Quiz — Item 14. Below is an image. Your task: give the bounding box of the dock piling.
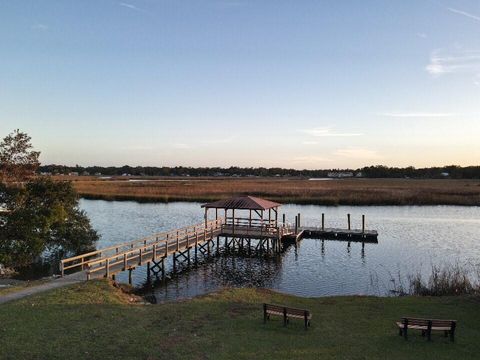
[347,214,351,230]
[362,215,365,233]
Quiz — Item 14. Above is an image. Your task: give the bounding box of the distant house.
[328,171,354,178]
[69,172,79,176]
[441,172,450,177]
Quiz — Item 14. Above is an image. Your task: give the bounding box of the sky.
[0,0,479,169]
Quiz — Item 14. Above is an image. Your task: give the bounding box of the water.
[80,199,480,301]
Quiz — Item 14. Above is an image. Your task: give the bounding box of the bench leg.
[427,330,431,341]
[398,328,403,337]
[450,329,455,342]
[444,331,449,338]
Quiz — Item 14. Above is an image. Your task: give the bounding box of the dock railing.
[60,217,224,276]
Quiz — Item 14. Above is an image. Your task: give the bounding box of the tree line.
[39,164,480,179]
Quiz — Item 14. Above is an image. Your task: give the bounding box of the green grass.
[1,280,479,360]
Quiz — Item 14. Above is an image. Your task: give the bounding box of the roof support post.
[204,207,208,228]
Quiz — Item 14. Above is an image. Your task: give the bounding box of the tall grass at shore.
[390,264,480,296]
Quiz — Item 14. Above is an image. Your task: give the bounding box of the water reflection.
[80,200,480,300]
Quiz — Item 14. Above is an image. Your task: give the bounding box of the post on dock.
[347,214,351,230]
[362,215,365,233]
[128,269,132,285]
[282,213,286,225]
[322,213,325,231]
[147,262,151,283]
[297,213,301,227]
[294,215,298,234]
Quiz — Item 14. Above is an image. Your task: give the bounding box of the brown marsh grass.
[57,176,480,205]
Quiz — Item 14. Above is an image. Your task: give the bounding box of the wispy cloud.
[32,23,48,31]
[425,49,480,85]
[201,137,234,145]
[302,141,318,145]
[291,156,333,164]
[417,32,427,39]
[447,7,480,23]
[334,148,382,160]
[380,112,455,118]
[172,143,191,150]
[119,2,145,12]
[299,127,363,137]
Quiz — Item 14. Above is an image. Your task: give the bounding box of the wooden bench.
[263,303,311,329]
[396,317,457,342]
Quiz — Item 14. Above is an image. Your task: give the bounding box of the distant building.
[441,172,450,177]
[327,171,354,178]
[69,172,79,176]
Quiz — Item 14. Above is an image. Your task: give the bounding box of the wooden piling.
[322,213,325,230]
[128,269,132,284]
[347,214,351,230]
[362,215,365,233]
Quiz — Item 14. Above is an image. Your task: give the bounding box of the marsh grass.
[63,177,480,205]
[408,264,479,296]
[389,264,480,297]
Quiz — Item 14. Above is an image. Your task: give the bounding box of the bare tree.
[0,129,40,183]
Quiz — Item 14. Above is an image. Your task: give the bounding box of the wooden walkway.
[61,218,224,280]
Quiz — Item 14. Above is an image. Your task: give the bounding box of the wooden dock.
[60,202,378,283]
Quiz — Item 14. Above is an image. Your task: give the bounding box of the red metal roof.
[201,196,281,210]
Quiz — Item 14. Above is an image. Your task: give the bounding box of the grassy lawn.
[0,280,479,359]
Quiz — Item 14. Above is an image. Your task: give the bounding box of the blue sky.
[1,0,479,169]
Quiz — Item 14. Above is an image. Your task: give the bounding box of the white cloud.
[302,141,318,145]
[380,112,455,118]
[299,127,363,137]
[119,2,144,12]
[417,32,427,39]
[334,148,382,160]
[172,143,191,149]
[32,23,48,31]
[426,50,480,80]
[291,156,333,164]
[447,7,480,23]
[201,137,234,145]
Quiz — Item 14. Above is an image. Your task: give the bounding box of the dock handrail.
[60,217,224,276]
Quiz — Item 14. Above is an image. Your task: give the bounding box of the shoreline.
[79,193,480,206]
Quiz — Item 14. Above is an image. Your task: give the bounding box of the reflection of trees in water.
[149,249,284,299]
[213,253,282,288]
